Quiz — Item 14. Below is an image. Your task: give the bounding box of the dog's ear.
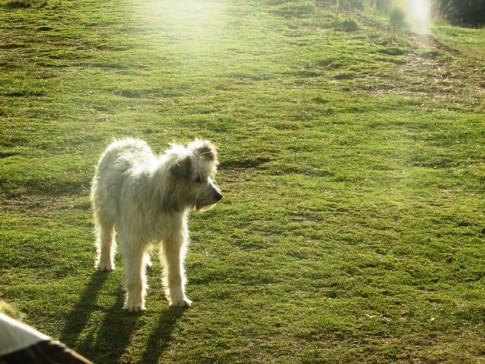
[189,139,218,162]
[169,155,192,180]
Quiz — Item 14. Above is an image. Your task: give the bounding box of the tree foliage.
[434,0,485,27]
[335,0,485,28]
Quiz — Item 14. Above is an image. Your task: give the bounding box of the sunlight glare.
[407,0,431,34]
[145,0,223,40]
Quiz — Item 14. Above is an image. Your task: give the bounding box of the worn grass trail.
[1,0,484,363]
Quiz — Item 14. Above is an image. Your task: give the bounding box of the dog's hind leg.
[161,233,192,308]
[122,242,147,312]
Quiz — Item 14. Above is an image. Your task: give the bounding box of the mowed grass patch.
[1,0,484,363]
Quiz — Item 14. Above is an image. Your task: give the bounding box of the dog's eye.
[195,176,202,183]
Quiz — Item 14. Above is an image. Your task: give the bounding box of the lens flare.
[407,0,431,34]
[143,0,223,38]
[133,0,226,58]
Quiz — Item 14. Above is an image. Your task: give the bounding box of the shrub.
[2,0,32,8]
[375,0,391,11]
[1,0,46,8]
[389,7,406,29]
[334,17,360,32]
[339,0,364,10]
[274,1,314,18]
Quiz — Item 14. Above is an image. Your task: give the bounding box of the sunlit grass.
[360,0,484,61]
[0,0,484,363]
[431,25,485,61]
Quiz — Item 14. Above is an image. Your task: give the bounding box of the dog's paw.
[169,297,192,308]
[123,301,146,313]
[96,259,114,272]
[96,262,114,272]
[123,291,145,312]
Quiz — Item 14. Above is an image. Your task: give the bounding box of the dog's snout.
[215,191,222,201]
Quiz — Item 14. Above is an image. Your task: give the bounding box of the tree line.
[431,0,484,27]
[335,0,485,27]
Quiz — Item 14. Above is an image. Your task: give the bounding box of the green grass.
[1,0,484,363]
[360,5,485,64]
[431,24,485,61]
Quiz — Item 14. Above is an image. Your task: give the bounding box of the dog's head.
[167,139,222,211]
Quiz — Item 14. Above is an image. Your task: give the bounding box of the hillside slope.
[1,0,484,363]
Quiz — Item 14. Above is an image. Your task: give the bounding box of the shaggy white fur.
[91,138,221,312]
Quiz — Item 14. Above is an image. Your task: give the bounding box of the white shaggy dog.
[91,138,222,312]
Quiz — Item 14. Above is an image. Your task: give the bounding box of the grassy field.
[0,0,484,363]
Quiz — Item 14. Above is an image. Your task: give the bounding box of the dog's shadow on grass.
[60,271,186,363]
[140,306,186,364]
[60,271,140,363]
[59,271,109,347]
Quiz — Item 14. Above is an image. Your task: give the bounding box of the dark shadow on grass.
[59,271,108,347]
[59,271,186,363]
[140,307,186,364]
[59,271,141,363]
[85,288,142,363]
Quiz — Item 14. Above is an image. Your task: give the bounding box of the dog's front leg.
[95,226,116,272]
[161,236,192,308]
[122,244,147,312]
